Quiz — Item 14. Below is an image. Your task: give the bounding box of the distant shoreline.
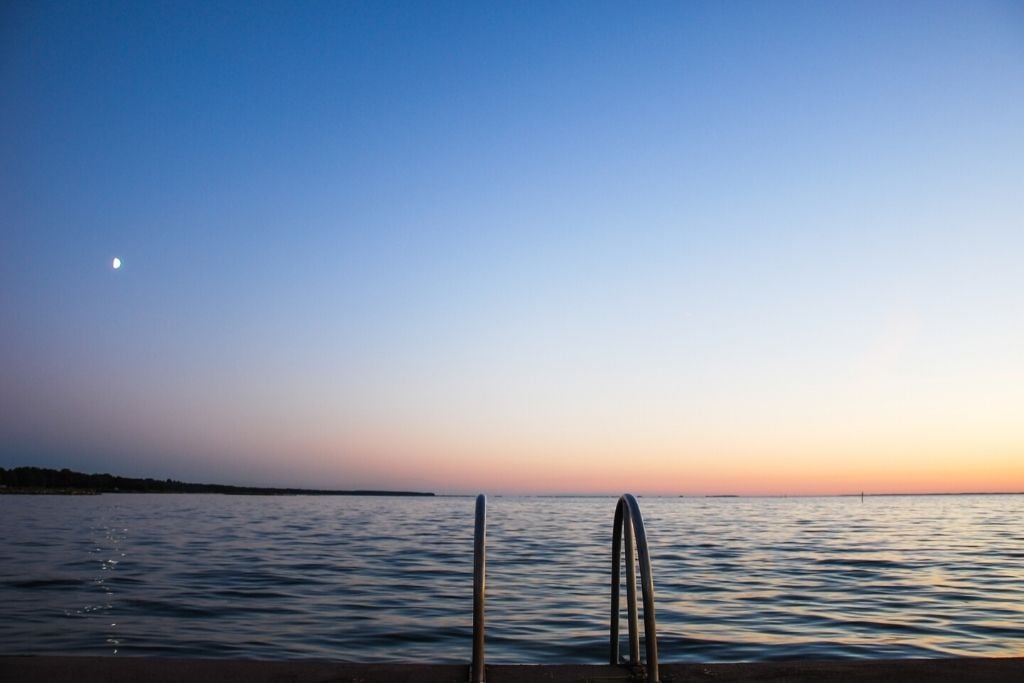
[1,466,1020,498]
[0,466,434,497]
[696,491,1024,498]
[837,491,1024,497]
[0,488,435,496]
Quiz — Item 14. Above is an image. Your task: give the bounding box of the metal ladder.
[610,493,660,682]
[471,494,486,682]
[470,492,659,683]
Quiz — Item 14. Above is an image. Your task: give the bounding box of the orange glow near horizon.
[282,419,1024,496]
[20,374,1021,496]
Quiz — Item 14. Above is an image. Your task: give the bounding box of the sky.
[2,1,1023,495]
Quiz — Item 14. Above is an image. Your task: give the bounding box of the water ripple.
[1,493,1022,662]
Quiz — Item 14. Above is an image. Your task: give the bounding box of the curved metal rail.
[610,493,659,682]
[471,494,487,682]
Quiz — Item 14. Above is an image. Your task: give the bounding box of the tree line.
[0,466,433,496]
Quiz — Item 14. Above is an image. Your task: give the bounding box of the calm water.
[1,493,1021,662]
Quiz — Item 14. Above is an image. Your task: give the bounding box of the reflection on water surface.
[1,494,1022,662]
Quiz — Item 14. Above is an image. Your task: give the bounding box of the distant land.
[0,466,434,497]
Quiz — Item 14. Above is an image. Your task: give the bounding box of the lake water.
[1,493,1022,662]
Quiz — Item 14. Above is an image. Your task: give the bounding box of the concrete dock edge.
[3,656,1024,682]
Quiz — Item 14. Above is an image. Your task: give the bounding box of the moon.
[112,257,122,270]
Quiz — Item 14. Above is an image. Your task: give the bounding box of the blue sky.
[2,1,1022,493]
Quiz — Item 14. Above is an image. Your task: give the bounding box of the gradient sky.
[2,1,1023,495]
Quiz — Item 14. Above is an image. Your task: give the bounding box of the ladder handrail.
[471,494,487,682]
[610,493,659,683]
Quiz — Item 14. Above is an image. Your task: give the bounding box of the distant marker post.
[112,257,122,270]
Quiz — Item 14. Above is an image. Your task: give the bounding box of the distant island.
[0,466,434,497]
